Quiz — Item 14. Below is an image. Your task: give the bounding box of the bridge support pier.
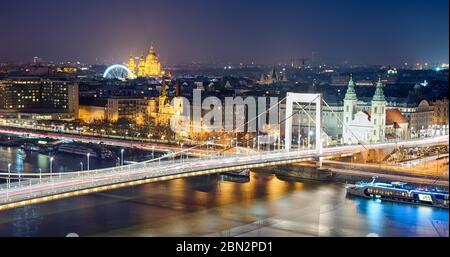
[315,157,323,168]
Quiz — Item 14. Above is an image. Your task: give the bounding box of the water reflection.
[352,196,449,236]
[364,199,384,235]
[11,206,43,237]
[0,146,448,237]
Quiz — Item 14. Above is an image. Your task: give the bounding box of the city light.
[0,0,447,242]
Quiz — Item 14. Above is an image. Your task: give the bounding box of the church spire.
[271,67,277,79]
[372,77,386,102]
[344,74,357,101]
[137,50,145,77]
[128,51,136,74]
[161,79,167,97]
[149,42,155,55]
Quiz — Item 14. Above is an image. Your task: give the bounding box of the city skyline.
[0,0,448,241]
[0,0,448,66]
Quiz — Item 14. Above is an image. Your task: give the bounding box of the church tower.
[127,53,136,75]
[173,80,183,117]
[138,52,146,77]
[157,79,172,125]
[370,77,387,142]
[270,67,278,83]
[161,79,167,98]
[342,75,358,144]
[159,79,168,110]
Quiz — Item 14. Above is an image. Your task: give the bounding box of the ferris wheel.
[103,64,135,81]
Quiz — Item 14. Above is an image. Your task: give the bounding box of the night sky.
[0,0,448,65]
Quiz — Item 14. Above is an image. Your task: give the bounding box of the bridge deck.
[0,136,448,211]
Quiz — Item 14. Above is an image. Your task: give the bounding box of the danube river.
[0,146,448,237]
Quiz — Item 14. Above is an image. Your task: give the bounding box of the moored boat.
[223,169,250,177]
[346,178,449,209]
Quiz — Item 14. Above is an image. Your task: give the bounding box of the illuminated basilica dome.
[128,43,165,78]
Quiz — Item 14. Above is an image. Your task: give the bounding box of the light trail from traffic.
[0,135,447,211]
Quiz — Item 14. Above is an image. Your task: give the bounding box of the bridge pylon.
[284,92,323,154]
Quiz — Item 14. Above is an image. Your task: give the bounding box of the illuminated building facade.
[79,80,183,126]
[398,100,434,138]
[0,77,78,120]
[78,100,107,123]
[128,43,164,78]
[432,98,449,127]
[106,97,151,125]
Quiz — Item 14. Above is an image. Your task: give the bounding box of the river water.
[0,146,448,237]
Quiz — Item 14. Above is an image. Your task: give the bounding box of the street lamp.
[87,153,90,171]
[49,157,54,178]
[298,133,302,149]
[257,135,260,152]
[121,149,125,166]
[180,143,184,162]
[308,130,313,148]
[308,118,311,148]
[7,163,11,190]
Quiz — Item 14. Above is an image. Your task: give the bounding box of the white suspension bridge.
[0,93,448,211]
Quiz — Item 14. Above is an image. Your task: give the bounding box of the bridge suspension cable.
[0,95,368,180]
[202,96,289,156]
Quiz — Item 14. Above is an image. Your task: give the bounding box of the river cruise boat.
[58,144,98,157]
[57,143,115,159]
[346,179,449,209]
[20,139,61,153]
